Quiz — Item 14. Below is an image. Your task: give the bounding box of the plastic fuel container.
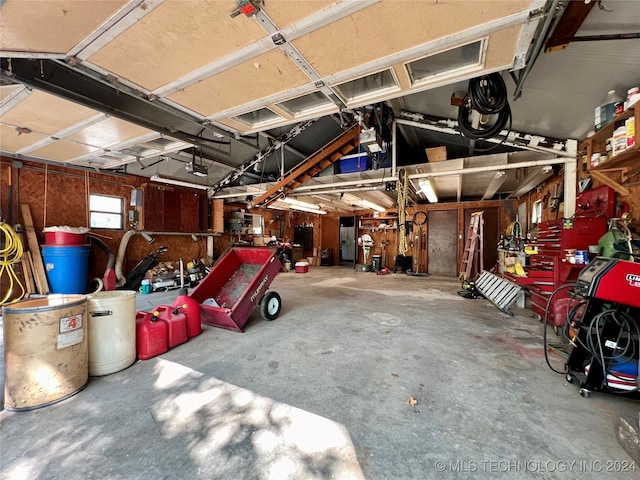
[153,305,188,348]
[135,311,168,360]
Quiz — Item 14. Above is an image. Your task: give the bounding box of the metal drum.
[2,295,88,411]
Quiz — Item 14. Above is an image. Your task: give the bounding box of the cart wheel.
[260,291,281,321]
[565,373,574,384]
[579,388,590,398]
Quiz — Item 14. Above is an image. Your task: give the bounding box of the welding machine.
[565,257,640,398]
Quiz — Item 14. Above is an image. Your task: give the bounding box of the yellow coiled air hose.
[0,222,26,305]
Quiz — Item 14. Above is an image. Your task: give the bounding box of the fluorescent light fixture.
[282,197,322,210]
[268,201,327,214]
[150,174,211,191]
[418,178,438,203]
[359,199,386,212]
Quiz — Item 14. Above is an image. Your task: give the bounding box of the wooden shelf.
[584,104,639,194]
[590,144,639,172]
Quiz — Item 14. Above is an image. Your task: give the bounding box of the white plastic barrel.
[87,291,137,376]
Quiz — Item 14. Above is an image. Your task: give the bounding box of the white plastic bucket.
[87,291,137,376]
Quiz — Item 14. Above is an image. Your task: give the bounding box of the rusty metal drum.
[2,295,88,411]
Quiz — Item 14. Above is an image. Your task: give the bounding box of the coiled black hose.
[458,73,512,146]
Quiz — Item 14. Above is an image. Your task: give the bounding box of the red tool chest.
[510,217,607,323]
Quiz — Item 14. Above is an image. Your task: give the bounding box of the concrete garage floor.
[1,266,639,479]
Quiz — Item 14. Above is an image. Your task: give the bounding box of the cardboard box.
[425,146,447,162]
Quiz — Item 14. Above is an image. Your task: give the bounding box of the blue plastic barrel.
[41,245,90,294]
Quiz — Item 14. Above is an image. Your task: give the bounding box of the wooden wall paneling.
[212,199,224,233]
[43,170,87,228]
[180,193,200,232]
[320,216,339,265]
[142,185,164,231]
[163,190,181,231]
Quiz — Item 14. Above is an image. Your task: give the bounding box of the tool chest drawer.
[537,218,607,256]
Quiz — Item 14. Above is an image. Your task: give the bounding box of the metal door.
[340,226,355,261]
[427,210,457,275]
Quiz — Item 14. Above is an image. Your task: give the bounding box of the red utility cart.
[189,247,282,332]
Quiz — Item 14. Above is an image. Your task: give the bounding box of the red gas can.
[172,288,202,338]
[153,305,188,348]
[136,311,168,360]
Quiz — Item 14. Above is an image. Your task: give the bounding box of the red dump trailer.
[188,247,282,332]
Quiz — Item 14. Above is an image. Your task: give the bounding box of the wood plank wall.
[0,157,208,292]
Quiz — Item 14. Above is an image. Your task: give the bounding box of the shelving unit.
[358,216,398,231]
[585,104,639,194]
[356,216,399,269]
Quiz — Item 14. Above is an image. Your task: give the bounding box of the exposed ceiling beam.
[0,58,260,155]
[544,0,597,53]
[482,170,508,200]
[508,166,554,198]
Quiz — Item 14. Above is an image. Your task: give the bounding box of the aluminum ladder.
[474,270,522,316]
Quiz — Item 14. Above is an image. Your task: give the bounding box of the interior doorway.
[427,210,458,275]
[339,216,356,265]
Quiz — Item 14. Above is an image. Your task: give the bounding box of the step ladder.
[459,211,484,281]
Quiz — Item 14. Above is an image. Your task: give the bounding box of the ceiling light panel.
[405,40,484,87]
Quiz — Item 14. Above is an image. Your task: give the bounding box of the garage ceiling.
[1,0,639,213]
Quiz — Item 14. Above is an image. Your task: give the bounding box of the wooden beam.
[589,170,630,196]
[544,1,596,53]
[20,204,49,294]
[253,124,361,207]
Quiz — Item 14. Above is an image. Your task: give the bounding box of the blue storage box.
[339,152,370,173]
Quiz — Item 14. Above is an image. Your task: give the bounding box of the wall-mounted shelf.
[585,105,639,195]
[358,216,398,231]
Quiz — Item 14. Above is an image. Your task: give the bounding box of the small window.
[334,69,399,103]
[90,194,124,229]
[532,200,542,225]
[233,107,283,127]
[405,40,484,86]
[277,91,335,117]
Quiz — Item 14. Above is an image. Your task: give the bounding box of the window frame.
[89,193,125,230]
